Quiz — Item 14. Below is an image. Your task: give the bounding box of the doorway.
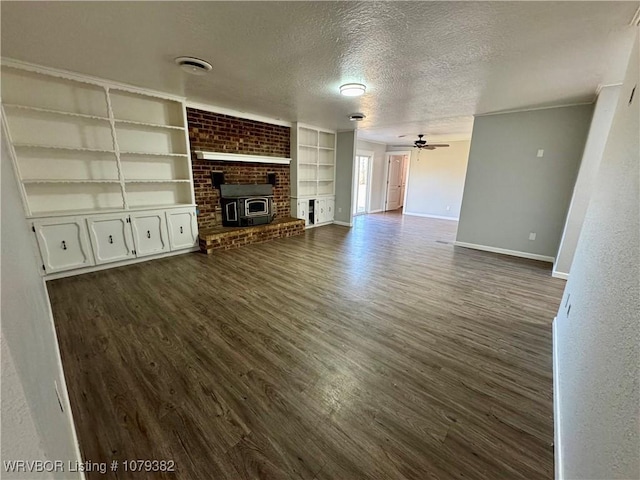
[385,152,410,211]
[354,152,373,215]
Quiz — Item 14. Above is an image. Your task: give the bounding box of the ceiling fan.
[392,134,450,150]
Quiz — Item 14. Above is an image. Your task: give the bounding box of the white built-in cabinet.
[1,63,199,277]
[291,123,335,227]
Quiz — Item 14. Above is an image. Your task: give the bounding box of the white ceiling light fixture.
[339,83,366,97]
[174,56,213,75]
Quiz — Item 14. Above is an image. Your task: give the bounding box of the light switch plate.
[537,149,544,158]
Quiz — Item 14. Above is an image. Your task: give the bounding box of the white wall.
[334,130,356,225]
[555,33,638,480]
[456,104,593,260]
[1,122,82,479]
[554,85,621,278]
[356,139,387,212]
[1,335,52,480]
[404,141,470,219]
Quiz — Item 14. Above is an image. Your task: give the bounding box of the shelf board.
[318,179,335,182]
[299,180,318,183]
[299,162,318,166]
[194,151,291,165]
[115,119,185,131]
[13,144,115,154]
[124,179,191,183]
[22,179,120,184]
[299,144,319,149]
[318,146,335,151]
[119,151,188,157]
[318,163,335,166]
[3,103,109,122]
[27,203,196,219]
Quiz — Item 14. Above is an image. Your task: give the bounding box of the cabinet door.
[297,200,308,225]
[326,198,335,222]
[86,214,135,265]
[33,217,94,273]
[130,210,170,257]
[316,199,327,224]
[166,208,198,250]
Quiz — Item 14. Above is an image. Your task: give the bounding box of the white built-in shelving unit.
[291,123,336,227]
[1,63,199,277]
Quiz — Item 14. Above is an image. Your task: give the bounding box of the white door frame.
[354,149,374,215]
[384,150,412,212]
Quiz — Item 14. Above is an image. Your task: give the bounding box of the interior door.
[33,217,94,273]
[86,214,135,265]
[166,208,198,250]
[130,210,170,257]
[386,154,406,211]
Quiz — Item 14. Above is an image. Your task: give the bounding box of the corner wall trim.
[333,221,353,227]
[552,271,569,280]
[404,211,459,221]
[553,317,563,480]
[453,241,555,263]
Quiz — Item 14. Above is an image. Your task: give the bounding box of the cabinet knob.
[61,240,67,250]
[147,230,151,239]
[180,226,183,234]
[108,235,113,244]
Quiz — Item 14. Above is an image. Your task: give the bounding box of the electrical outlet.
[537,149,544,158]
[338,207,342,213]
[529,232,537,241]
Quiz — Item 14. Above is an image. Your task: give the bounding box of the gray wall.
[1,125,81,479]
[356,139,387,212]
[555,34,638,480]
[404,140,470,219]
[456,104,593,259]
[554,85,620,276]
[334,130,356,224]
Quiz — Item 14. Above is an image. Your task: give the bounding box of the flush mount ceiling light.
[339,83,366,97]
[349,113,366,121]
[174,56,212,75]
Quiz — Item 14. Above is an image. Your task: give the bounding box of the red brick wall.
[187,108,291,229]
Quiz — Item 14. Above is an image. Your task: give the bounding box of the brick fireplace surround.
[187,107,304,251]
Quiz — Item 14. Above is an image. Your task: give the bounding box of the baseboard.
[333,220,353,227]
[42,278,87,480]
[403,211,459,221]
[369,209,383,214]
[553,317,563,480]
[453,241,555,263]
[552,271,569,280]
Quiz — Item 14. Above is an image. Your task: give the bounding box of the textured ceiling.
[1,2,638,143]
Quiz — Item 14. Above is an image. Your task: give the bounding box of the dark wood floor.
[48,212,565,480]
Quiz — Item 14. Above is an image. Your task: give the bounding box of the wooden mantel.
[194,151,291,165]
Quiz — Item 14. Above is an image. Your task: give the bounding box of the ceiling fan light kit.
[349,112,366,121]
[339,83,366,97]
[390,134,451,153]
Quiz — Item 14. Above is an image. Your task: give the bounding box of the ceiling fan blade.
[389,144,413,147]
[427,144,450,147]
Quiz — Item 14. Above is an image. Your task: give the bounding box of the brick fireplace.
[187,107,291,230]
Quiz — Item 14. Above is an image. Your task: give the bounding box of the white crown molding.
[475,101,594,118]
[1,57,186,102]
[195,151,290,165]
[186,100,292,127]
[453,241,555,263]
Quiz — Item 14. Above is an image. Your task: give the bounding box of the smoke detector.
[174,57,212,75]
[349,112,366,121]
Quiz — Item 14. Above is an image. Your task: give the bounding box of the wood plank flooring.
[48,212,566,479]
